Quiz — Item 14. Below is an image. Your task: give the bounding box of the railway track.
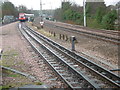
[43,21,120,45]
[18,22,120,89]
[54,21,119,36]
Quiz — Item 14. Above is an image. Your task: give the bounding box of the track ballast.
[18,22,120,89]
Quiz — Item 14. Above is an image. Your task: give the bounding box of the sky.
[7,0,120,10]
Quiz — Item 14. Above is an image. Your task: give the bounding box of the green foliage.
[1,85,12,89]
[54,1,83,25]
[0,1,2,18]
[75,18,83,25]
[1,1,36,18]
[95,7,106,23]
[63,9,73,20]
[34,82,43,85]
[54,1,119,30]
[87,18,102,29]
[72,11,81,21]
[2,1,18,18]
[63,8,82,24]
[102,10,117,30]
[62,2,71,11]
[86,3,91,17]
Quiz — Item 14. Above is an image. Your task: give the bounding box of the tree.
[86,1,106,17]
[95,6,106,23]
[54,8,62,21]
[0,1,2,18]
[115,1,120,29]
[62,1,71,12]
[2,1,18,18]
[64,9,73,20]
[54,1,83,25]
[102,10,117,30]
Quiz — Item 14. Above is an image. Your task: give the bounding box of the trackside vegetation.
[54,1,120,30]
[1,0,119,30]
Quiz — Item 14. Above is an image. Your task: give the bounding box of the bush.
[87,17,102,29]
[101,10,117,30]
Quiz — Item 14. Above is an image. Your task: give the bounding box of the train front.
[19,13,26,22]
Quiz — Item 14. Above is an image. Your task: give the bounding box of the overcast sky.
[8,0,120,10]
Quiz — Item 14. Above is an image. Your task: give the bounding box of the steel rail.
[19,23,97,89]
[47,20,119,35]
[25,24,120,80]
[25,30,120,88]
[23,24,98,88]
[25,23,120,87]
[44,23,120,44]
[22,23,120,88]
[18,23,73,89]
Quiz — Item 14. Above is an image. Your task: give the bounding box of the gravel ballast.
[28,21,119,73]
[0,22,64,88]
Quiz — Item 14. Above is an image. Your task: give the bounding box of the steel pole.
[83,0,86,27]
[40,0,43,21]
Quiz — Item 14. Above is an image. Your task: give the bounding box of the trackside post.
[71,36,76,51]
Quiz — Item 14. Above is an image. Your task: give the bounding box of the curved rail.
[18,23,120,89]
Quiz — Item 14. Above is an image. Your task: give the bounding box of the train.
[2,15,16,24]
[19,13,34,22]
[19,13,26,22]
[2,13,35,24]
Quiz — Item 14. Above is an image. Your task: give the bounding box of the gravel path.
[0,22,64,88]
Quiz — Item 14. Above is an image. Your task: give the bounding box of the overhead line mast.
[83,0,86,27]
[40,0,43,21]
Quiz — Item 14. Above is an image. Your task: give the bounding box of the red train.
[19,13,27,22]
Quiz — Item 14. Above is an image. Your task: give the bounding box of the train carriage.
[19,13,34,22]
[2,15,15,24]
[19,13,26,22]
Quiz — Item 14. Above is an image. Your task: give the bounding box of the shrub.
[101,10,117,30]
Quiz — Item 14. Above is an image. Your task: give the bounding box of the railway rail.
[53,21,119,36]
[18,22,120,89]
[43,21,120,45]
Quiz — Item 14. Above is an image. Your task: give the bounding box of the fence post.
[53,32,56,37]
[65,35,68,41]
[63,34,65,40]
[59,34,62,39]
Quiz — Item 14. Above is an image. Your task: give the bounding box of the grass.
[2,69,22,78]
[1,85,13,90]
[2,70,24,89]
[28,22,57,39]
[38,29,52,37]
[34,81,43,85]
[1,49,43,89]
[0,86,2,90]
[87,18,103,29]
[1,49,19,67]
[8,74,20,77]
[2,69,43,89]
[37,28,70,42]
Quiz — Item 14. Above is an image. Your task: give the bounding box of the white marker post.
[83,0,86,27]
